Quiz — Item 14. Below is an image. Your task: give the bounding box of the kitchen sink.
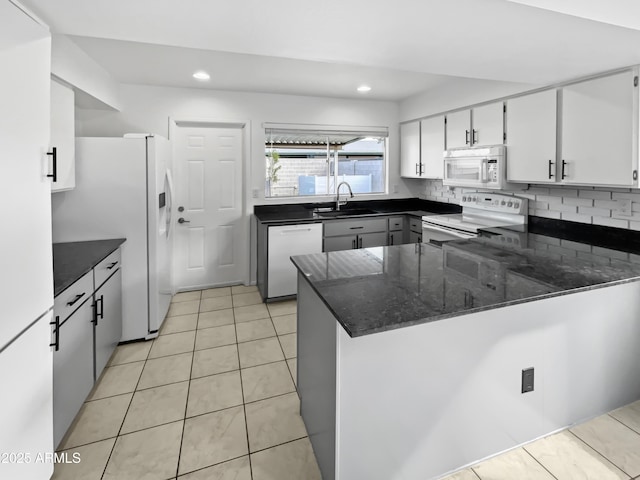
[316,208,378,217]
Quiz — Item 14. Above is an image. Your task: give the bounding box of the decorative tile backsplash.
[421,180,640,231]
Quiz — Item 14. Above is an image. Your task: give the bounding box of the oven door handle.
[422,223,477,239]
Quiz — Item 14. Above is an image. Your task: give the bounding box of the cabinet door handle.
[548,160,555,179]
[358,237,363,248]
[561,160,567,179]
[390,234,394,245]
[352,239,356,249]
[349,226,364,230]
[66,292,85,306]
[46,147,57,182]
[472,129,478,145]
[418,235,422,243]
[49,315,60,351]
[415,163,419,175]
[107,261,118,270]
[465,130,470,145]
[98,295,104,320]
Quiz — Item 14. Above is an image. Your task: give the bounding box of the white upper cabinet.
[50,78,75,192]
[561,70,637,186]
[420,116,445,179]
[445,110,471,149]
[472,102,505,147]
[446,103,504,149]
[400,121,421,178]
[506,89,558,183]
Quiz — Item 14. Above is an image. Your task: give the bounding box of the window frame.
[263,123,389,199]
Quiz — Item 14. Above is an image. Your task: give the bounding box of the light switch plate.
[522,367,534,393]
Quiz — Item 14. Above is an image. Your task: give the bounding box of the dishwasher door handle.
[279,228,314,235]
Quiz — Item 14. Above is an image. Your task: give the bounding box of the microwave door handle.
[481,159,488,182]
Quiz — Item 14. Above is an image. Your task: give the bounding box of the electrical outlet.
[252,188,260,199]
[616,199,632,216]
[521,367,534,393]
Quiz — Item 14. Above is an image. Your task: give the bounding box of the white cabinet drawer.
[94,249,121,289]
[388,216,405,231]
[324,218,387,237]
[54,270,93,323]
[409,217,422,232]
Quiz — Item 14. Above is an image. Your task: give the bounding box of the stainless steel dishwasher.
[267,223,323,298]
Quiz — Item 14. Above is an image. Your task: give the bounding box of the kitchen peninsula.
[292,231,640,480]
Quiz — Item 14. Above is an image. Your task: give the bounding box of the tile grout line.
[273,315,298,388]
[99,331,155,479]
[567,427,636,478]
[469,467,482,479]
[607,411,640,436]
[521,445,560,480]
[231,302,255,480]
[173,302,199,479]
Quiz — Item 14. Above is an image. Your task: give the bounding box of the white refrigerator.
[52,135,174,341]
[0,2,55,479]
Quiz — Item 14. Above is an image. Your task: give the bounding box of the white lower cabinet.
[94,268,123,379]
[53,299,94,448]
[52,248,123,447]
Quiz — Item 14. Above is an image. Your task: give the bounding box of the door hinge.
[503,132,507,142]
[503,104,507,113]
[634,76,638,87]
[444,117,447,124]
[633,170,638,181]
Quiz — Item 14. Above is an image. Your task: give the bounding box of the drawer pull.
[349,226,364,230]
[66,292,86,307]
[107,261,118,270]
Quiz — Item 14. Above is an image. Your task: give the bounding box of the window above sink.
[264,123,389,199]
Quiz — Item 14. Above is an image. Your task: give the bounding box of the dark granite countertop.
[254,198,461,224]
[53,239,126,297]
[291,230,640,337]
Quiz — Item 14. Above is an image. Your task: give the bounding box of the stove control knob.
[514,202,520,208]
[462,196,467,202]
[501,200,506,206]
[507,201,513,207]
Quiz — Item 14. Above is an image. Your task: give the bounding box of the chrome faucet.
[335,181,354,210]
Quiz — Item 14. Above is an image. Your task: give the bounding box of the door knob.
[178,217,190,224]
[178,206,185,212]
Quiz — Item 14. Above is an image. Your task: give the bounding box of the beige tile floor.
[441,400,640,480]
[52,285,640,480]
[52,285,321,480]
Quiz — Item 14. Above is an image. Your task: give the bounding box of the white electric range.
[422,192,528,245]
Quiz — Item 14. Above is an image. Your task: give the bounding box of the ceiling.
[20,0,640,101]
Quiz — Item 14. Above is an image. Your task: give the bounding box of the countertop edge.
[292,249,640,339]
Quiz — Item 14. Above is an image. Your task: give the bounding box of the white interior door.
[173,123,246,290]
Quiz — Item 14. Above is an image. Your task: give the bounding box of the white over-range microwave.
[443,145,506,189]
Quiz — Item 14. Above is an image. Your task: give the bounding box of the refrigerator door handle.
[165,169,175,239]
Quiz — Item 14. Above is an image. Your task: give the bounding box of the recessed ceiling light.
[357,85,372,93]
[193,71,210,81]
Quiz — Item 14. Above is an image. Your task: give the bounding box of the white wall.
[400,77,537,122]
[76,83,423,205]
[75,84,422,285]
[52,34,121,110]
